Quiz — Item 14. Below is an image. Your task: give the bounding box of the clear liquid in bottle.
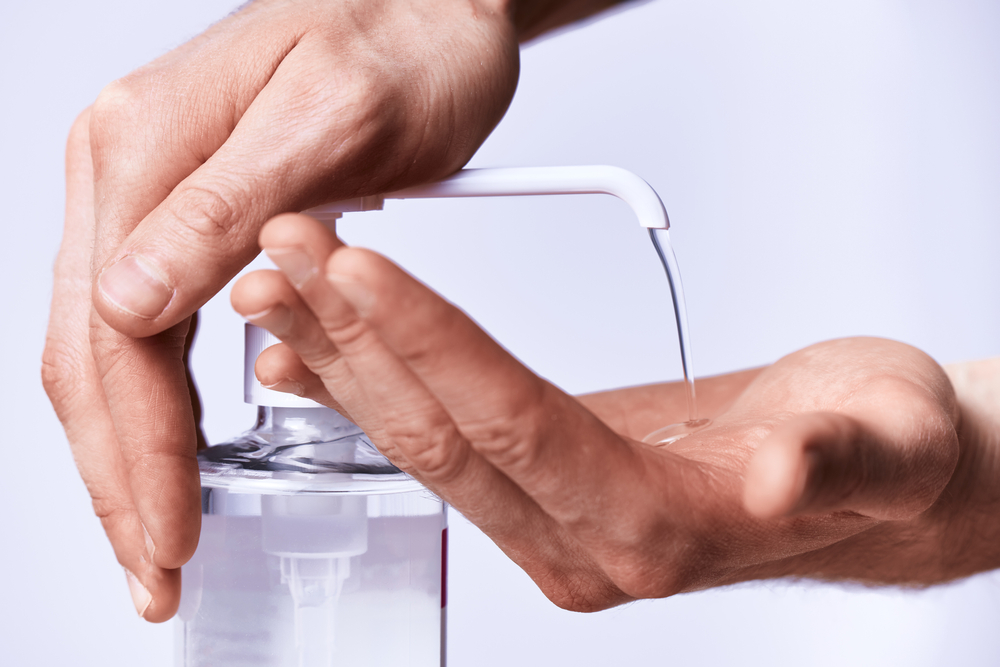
[176,406,446,667]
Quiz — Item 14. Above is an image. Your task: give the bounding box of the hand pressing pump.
[177,166,693,667]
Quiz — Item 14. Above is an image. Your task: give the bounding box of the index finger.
[44,110,182,620]
[323,248,652,531]
[89,314,204,570]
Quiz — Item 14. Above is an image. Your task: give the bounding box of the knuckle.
[597,515,691,600]
[607,555,685,600]
[385,417,468,483]
[292,59,403,170]
[323,317,375,355]
[465,386,549,471]
[93,496,133,526]
[392,301,467,364]
[297,348,344,382]
[337,68,382,109]
[164,184,239,242]
[536,572,625,613]
[470,418,538,471]
[282,57,388,132]
[323,60,386,110]
[90,78,142,134]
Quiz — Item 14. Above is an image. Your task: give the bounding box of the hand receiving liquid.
[232,213,1000,610]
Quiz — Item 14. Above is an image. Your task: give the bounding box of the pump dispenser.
[178,166,697,667]
[177,325,446,667]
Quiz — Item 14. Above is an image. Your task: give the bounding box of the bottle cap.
[244,323,323,408]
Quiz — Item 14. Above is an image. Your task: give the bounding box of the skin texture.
[41,0,1000,622]
[42,0,639,622]
[229,213,1000,611]
[43,0,523,621]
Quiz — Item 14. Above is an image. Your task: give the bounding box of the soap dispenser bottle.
[176,325,447,667]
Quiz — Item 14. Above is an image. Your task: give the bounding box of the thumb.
[91,52,382,336]
[743,409,957,521]
[92,157,272,336]
[92,36,443,337]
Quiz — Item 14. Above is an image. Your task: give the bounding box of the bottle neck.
[252,406,365,445]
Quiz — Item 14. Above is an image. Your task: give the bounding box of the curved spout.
[388,166,670,229]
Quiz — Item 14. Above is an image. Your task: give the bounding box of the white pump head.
[304,165,670,230]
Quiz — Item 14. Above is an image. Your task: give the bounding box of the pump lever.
[305,165,670,230]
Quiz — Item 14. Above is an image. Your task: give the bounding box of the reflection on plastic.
[176,406,446,667]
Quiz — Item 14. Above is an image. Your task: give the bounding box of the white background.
[2,0,999,665]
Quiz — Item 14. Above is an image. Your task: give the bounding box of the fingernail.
[124,568,152,618]
[266,247,316,288]
[327,273,375,317]
[141,523,156,565]
[98,255,174,319]
[243,306,275,321]
[263,378,306,396]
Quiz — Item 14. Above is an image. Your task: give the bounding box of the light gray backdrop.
[2,0,999,665]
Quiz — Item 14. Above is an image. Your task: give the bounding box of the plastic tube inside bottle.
[264,495,368,667]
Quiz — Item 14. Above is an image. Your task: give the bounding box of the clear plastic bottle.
[176,325,446,667]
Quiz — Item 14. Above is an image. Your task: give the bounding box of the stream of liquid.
[644,228,710,445]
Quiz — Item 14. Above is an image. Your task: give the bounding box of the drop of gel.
[644,228,712,444]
